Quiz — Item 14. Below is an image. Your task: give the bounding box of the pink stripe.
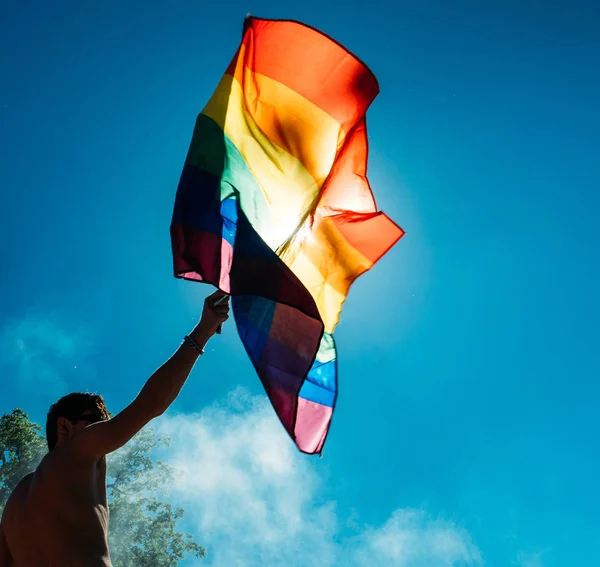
[219,238,233,293]
[178,271,204,282]
[294,397,333,454]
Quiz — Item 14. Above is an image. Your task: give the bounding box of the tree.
[0,409,47,510]
[0,409,204,565]
[107,426,205,566]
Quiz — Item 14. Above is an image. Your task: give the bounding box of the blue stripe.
[307,358,336,392]
[220,197,238,246]
[299,361,336,407]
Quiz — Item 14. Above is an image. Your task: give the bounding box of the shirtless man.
[0,290,230,567]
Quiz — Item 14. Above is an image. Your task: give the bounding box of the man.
[0,290,230,567]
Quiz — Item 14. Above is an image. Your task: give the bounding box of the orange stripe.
[279,117,404,332]
[290,216,374,293]
[281,218,369,333]
[226,17,379,134]
[333,212,404,265]
[318,117,374,212]
[227,43,343,186]
[282,212,402,333]
[318,118,405,263]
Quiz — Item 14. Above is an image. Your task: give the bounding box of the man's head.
[46,392,109,451]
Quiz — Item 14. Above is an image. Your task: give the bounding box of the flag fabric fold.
[171,16,404,454]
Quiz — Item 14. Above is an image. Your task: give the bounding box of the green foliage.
[108,427,205,566]
[0,409,204,565]
[0,409,46,509]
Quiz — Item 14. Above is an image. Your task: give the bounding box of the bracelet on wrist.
[183,334,205,355]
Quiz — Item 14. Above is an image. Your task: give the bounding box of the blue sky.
[1,1,599,566]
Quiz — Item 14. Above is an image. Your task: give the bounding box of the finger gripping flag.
[171,16,404,454]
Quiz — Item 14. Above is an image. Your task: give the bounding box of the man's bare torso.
[1,442,111,567]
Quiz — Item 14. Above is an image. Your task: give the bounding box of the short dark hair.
[46,392,109,451]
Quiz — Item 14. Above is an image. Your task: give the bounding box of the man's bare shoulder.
[3,451,74,517]
[11,471,34,490]
[3,472,34,512]
[37,440,96,474]
[2,472,37,535]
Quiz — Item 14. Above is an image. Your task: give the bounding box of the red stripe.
[225,17,379,132]
[319,117,405,263]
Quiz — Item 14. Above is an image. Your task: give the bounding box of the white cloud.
[155,388,483,567]
[0,312,90,398]
[351,510,482,567]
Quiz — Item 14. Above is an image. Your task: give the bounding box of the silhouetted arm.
[73,290,230,459]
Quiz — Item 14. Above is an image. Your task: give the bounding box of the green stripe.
[185,113,274,246]
[315,332,336,363]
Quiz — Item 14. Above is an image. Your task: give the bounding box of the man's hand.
[193,290,230,341]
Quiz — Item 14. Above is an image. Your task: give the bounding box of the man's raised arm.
[74,290,230,458]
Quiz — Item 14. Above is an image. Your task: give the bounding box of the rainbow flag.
[171,16,404,454]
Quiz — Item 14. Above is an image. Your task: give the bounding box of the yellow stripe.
[202,73,321,250]
[282,217,374,333]
[287,251,346,333]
